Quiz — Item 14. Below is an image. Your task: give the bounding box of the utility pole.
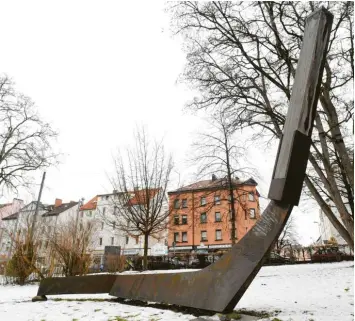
[30,172,46,242]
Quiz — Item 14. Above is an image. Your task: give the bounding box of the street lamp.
[313,221,322,245]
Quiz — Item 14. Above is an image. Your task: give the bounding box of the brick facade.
[168,177,260,254]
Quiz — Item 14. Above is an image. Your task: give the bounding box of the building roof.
[2,201,48,221]
[2,212,19,220]
[42,201,78,217]
[80,196,98,211]
[0,203,11,209]
[127,188,161,206]
[168,177,258,194]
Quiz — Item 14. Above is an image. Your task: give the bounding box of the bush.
[6,240,37,285]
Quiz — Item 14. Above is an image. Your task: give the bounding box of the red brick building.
[167,176,260,256]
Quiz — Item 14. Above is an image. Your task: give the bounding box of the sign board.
[209,244,232,249]
[122,249,139,255]
[168,246,193,251]
[150,243,168,256]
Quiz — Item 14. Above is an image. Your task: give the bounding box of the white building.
[318,207,346,245]
[0,198,24,258]
[0,201,48,259]
[0,199,80,265]
[83,190,168,264]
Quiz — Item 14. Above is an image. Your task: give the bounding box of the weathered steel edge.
[109,201,292,312]
[37,274,117,296]
[35,201,290,313]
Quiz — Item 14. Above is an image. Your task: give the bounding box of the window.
[105,195,109,200]
[135,236,139,245]
[248,192,255,201]
[215,230,222,241]
[201,230,207,241]
[125,236,129,245]
[200,197,206,206]
[249,208,256,219]
[111,237,114,245]
[182,215,187,225]
[174,215,179,225]
[215,212,221,222]
[99,237,103,246]
[214,195,221,205]
[182,199,188,208]
[200,212,207,223]
[174,232,180,242]
[112,222,116,230]
[182,232,187,242]
[101,222,104,230]
[174,199,180,209]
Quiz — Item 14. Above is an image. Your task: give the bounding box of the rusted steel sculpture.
[33,8,333,313]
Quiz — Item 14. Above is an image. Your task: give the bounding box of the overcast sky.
[0,1,322,245]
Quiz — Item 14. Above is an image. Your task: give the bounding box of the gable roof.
[168,177,258,194]
[0,203,11,209]
[80,196,98,211]
[2,201,49,221]
[126,188,161,206]
[42,202,78,217]
[2,212,19,221]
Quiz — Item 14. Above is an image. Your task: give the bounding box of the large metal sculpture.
[33,8,333,313]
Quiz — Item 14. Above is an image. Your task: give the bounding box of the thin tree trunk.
[319,91,354,189]
[304,175,354,249]
[143,233,149,270]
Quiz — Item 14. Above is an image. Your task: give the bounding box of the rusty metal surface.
[109,201,291,312]
[37,274,117,296]
[268,131,312,205]
[34,8,333,313]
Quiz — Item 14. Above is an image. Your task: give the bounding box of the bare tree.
[0,75,58,195]
[107,127,173,270]
[190,109,258,244]
[4,207,45,284]
[274,215,298,255]
[47,217,97,277]
[168,1,354,248]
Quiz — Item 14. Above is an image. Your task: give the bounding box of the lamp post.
[313,221,322,245]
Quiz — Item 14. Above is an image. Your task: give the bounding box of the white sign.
[197,245,208,249]
[208,244,232,249]
[150,243,168,256]
[123,249,139,255]
[169,246,192,251]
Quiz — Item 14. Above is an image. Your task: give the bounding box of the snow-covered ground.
[0,261,353,321]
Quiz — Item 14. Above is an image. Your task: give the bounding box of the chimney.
[54,198,62,207]
[212,174,217,181]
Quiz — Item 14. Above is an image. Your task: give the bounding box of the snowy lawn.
[0,261,353,321]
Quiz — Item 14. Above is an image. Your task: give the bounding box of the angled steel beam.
[33,8,333,313]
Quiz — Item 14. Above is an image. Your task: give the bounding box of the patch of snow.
[0,262,353,320]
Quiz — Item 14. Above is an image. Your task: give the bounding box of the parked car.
[171,257,188,268]
[311,247,353,263]
[264,252,293,265]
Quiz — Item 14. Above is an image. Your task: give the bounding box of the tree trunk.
[304,175,354,250]
[143,233,149,270]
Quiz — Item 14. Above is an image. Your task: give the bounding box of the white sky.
[0,0,321,245]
